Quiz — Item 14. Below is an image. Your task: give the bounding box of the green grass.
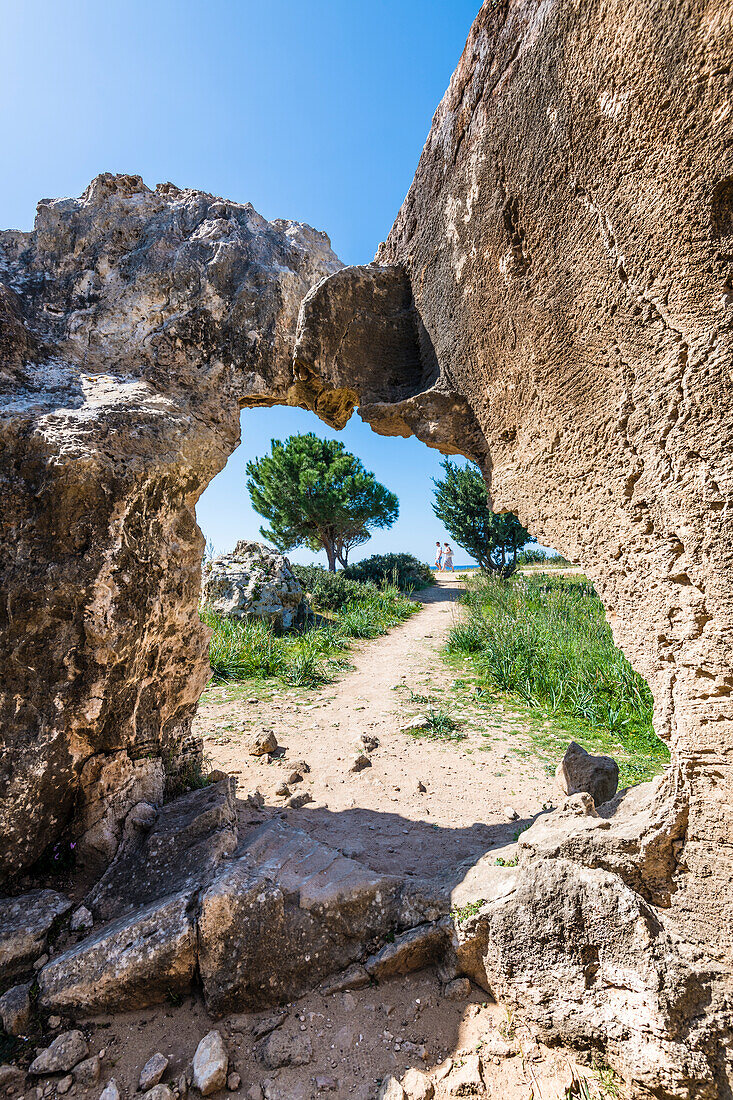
[203,582,418,689]
[446,572,669,786]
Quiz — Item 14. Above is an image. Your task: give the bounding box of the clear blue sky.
[3,1,551,567]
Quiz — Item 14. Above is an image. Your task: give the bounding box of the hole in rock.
[192,405,667,894]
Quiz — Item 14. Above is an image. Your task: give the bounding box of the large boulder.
[0,174,341,876]
[197,819,403,1014]
[0,890,72,983]
[202,540,309,629]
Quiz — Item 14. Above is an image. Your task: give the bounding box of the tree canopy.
[246,433,399,571]
[432,459,533,575]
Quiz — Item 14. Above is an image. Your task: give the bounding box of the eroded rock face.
[294,0,733,963]
[202,540,309,630]
[0,173,341,877]
[289,0,733,1091]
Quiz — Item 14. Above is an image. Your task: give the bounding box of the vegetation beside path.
[445,571,670,787]
[203,564,422,689]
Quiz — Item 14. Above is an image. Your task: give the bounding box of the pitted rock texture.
[202,540,310,629]
[294,0,733,958]
[0,173,341,877]
[289,1,733,1091]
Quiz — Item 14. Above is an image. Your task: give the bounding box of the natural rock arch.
[1,0,732,1093]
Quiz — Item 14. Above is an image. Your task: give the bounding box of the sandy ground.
[193,576,558,896]
[16,579,609,1100]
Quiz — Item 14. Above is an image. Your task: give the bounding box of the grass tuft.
[446,572,669,786]
[203,582,417,690]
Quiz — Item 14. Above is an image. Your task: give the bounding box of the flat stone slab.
[38,891,196,1014]
[365,923,447,980]
[0,890,72,982]
[86,779,237,922]
[198,819,402,1014]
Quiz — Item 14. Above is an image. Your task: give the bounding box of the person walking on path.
[434,541,443,571]
[442,542,454,572]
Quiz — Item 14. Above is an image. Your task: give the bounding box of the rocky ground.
[1,578,620,1100]
[193,576,558,890]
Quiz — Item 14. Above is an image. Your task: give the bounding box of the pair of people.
[434,541,454,572]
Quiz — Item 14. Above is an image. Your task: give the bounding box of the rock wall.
[287,0,733,1091]
[0,173,341,877]
[293,0,733,960]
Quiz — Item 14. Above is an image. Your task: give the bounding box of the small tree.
[432,459,533,575]
[246,433,399,571]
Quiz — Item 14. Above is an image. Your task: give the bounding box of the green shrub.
[344,553,433,591]
[203,581,418,689]
[291,564,367,612]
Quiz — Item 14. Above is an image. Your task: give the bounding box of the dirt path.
[194,577,556,903]
[45,582,597,1100]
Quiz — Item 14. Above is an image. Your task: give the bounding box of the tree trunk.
[324,539,337,572]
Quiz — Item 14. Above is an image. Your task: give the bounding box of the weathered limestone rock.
[288,2,733,1092]
[74,752,164,867]
[202,541,309,629]
[0,173,341,877]
[29,1031,88,1075]
[0,890,72,982]
[198,819,402,1013]
[555,741,619,806]
[401,1069,434,1100]
[0,982,31,1035]
[192,1031,228,1096]
[86,779,236,922]
[73,1056,101,1087]
[451,858,726,1099]
[364,923,447,979]
[37,891,196,1014]
[139,1054,169,1092]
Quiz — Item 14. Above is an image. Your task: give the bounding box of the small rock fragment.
[443,977,472,1001]
[30,1031,89,1075]
[57,1075,73,1095]
[249,732,278,757]
[246,1088,262,1100]
[402,1068,434,1100]
[246,790,264,809]
[48,1016,62,1029]
[555,741,619,806]
[444,1054,485,1097]
[286,792,313,809]
[70,907,93,934]
[251,1012,287,1040]
[33,953,49,970]
[143,1087,174,1100]
[226,1074,241,1092]
[139,1054,169,1092]
[319,963,370,995]
[99,1081,120,1100]
[0,982,32,1035]
[377,1078,405,1100]
[417,781,427,793]
[176,1072,188,1098]
[315,1077,337,1093]
[192,1031,228,1097]
[73,1056,101,1087]
[358,735,379,753]
[399,716,431,734]
[502,805,519,821]
[274,784,290,798]
[349,753,371,773]
[258,1031,312,1069]
[0,1065,25,1091]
